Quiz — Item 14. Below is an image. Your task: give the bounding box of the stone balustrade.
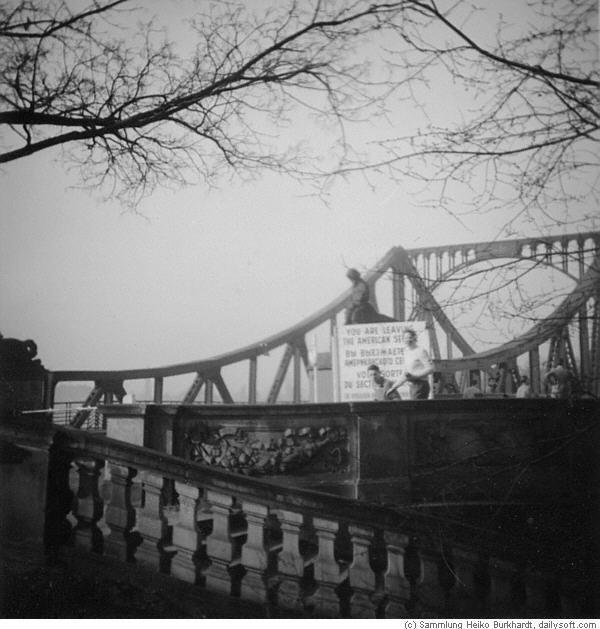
[31,422,589,618]
[2,403,597,618]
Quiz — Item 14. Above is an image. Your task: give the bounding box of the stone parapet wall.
[103,398,598,504]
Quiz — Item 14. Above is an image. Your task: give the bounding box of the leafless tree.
[0,0,402,204]
[359,0,599,233]
[0,0,597,219]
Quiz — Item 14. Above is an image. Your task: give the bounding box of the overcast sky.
[1,1,596,399]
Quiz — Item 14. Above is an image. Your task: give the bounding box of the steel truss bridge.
[48,231,600,425]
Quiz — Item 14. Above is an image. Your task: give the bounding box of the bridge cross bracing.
[47,231,600,426]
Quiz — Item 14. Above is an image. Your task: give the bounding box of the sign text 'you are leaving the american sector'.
[337,321,428,401]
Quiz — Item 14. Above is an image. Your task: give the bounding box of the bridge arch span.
[47,231,599,424]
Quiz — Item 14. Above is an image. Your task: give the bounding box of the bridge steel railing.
[2,411,595,618]
[45,231,600,424]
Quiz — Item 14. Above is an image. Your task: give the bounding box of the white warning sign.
[336,321,428,401]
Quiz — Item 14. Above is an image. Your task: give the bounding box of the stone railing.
[2,404,596,618]
[27,420,589,618]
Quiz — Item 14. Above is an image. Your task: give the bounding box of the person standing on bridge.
[367,364,401,401]
[386,328,434,400]
[463,375,482,398]
[344,268,370,324]
[543,360,571,399]
[516,375,532,398]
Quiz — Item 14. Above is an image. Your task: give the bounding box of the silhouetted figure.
[497,363,508,395]
[97,379,127,404]
[345,268,370,324]
[487,367,499,393]
[344,268,396,324]
[516,375,532,398]
[544,360,571,399]
[463,376,482,398]
[509,367,520,392]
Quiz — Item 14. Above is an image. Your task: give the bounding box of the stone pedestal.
[105,405,146,446]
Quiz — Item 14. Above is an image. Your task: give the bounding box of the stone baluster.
[439,548,457,615]
[101,464,138,561]
[383,531,410,617]
[451,547,480,613]
[558,583,582,617]
[240,500,273,604]
[65,460,79,531]
[133,471,166,571]
[204,490,245,596]
[489,557,515,615]
[417,548,448,614]
[169,481,202,583]
[95,463,113,540]
[45,450,77,563]
[472,554,491,615]
[524,569,547,616]
[402,538,421,614]
[310,517,347,617]
[194,495,216,586]
[348,524,377,618]
[69,457,105,553]
[276,509,311,613]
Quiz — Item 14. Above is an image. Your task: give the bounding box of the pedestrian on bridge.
[386,328,434,400]
[368,364,401,401]
[516,375,532,398]
[543,360,571,399]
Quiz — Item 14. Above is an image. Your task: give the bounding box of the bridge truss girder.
[51,231,600,416]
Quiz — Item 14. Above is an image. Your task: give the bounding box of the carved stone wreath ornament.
[185,425,348,475]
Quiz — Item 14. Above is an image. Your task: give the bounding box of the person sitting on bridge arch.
[344,268,370,324]
[367,364,401,401]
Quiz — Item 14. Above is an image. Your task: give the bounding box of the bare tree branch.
[0,0,597,215]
